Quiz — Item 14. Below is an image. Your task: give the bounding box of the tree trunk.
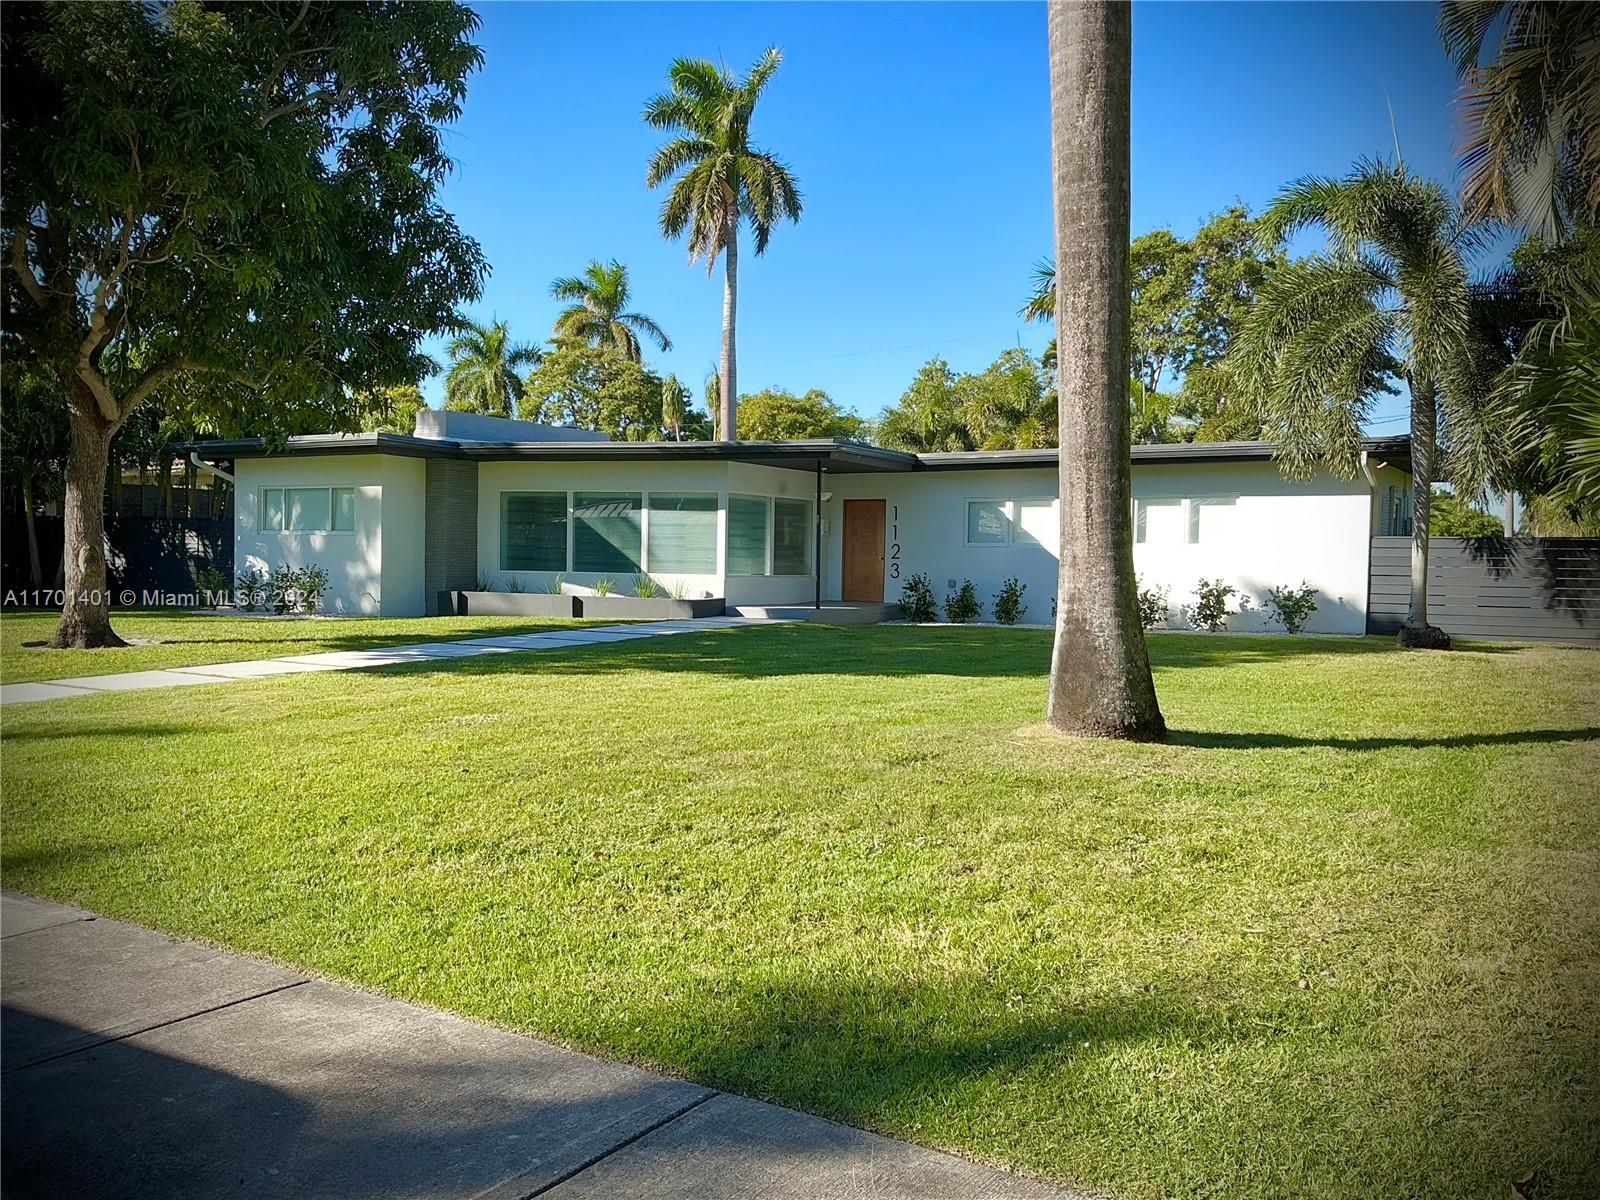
[22,474,43,588]
[50,385,126,648]
[720,217,738,442]
[1399,377,1449,649]
[1045,0,1165,740]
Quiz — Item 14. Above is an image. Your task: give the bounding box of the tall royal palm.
[549,260,671,362]
[1045,1,1165,740]
[1231,161,1491,649]
[645,48,801,441]
[444,319,540,419]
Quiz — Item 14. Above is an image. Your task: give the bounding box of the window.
[501,492,568,571]
[647,493,717,573]
[1383,485,1413,536]
[966,501,1010,545]
[258,486,351,533]
[1186,496,1238,544]
[573,491,641,572]
[965,499,1053,547]
[773,498,813,575]
[727,495,770,575]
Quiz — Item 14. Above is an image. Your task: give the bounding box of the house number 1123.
[888,505,901,581]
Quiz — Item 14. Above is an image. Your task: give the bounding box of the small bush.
[633,574,660,598]
[235,567,268,612]
[592,577,615,597]
[1137,578,1169,630]
[1265,581,1319,633]
[1189,577,1238,632]
[993,577,1027,625]
[669,578,688,601]
[545,573,566,595]
[506,575,525,594]
[899,572,937,622]
[944,579,981,623]
[196,566,228,606]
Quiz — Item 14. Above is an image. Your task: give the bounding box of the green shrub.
[545,573,565,595]
[899,572,937,622]
[593,577,615,597]
[1265,581,1319,633]
[506,575,525,594]
[1189,578,1238,632]
[633,574,660,598]
[1137,578,1169,630]
[944,579,981,623]
[993,577,1027,625]
[235,567,268,612]
[196,566,227,606]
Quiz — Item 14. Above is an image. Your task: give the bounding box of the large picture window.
[259,486,354,533]
[647,493,717,573]
[773,498,812,575]
[573,491,642,572]
[501,492,568,571]
[727,495,770,575]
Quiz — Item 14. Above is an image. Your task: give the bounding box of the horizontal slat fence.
[1368,536,1600,644]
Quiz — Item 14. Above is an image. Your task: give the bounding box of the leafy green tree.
[877,359,974,452]
[523,338,664,440]
[1429,488,1505,537]
[1230,161,1493,648]
[1439,2,1600,238]
[877,351,1055,452]
[1023,206,1280,442]
[703,369,722,440]
[549,260,670,363]
[660,374,688,440]
[1044,1,1164,740]
[357,385,429,436]
[736,388,864,441]
[444,320,540,418]
[2,2,485,646]
[645,48,802,440]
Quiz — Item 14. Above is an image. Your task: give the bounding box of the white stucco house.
[191,412,1416,635]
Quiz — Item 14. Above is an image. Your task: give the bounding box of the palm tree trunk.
[1400,376,1449,649]
[720,217,738,442]
[50,384,127,648]
[1045,0,1165,740]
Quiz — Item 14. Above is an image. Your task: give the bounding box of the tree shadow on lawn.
[1167,726,1600,752]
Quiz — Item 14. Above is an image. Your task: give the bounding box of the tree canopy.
[877,350,1056,452]
[522,338,669,440]
[735,388,864,441]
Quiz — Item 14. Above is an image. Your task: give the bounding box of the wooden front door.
[842,499,886,602]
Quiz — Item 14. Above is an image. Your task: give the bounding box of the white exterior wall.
[825,461,1375,634]
[235,453,426,616]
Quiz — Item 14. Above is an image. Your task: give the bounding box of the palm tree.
[444,319,540,419]
[549,260,671,362]
[645,48,802,441]
[703,368,721,440]
[1230,160,1495,649]
[1439,2,1600,238]
[1044,1,1165,741]
[1022,257,1057,322]
[660,373,688,440]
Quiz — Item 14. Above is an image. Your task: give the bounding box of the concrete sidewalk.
[1,893,1080,1199]
[0,617,770,707]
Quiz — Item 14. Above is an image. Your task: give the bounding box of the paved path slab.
[2,619,781,706]
[0,894,1083,1200]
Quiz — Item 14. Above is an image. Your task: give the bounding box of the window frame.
[499,489,571,573]
[772,496,814,576]
[571,490,644,574]
[726,493,773,577]
[257,486,356,535]
[645,491,719,575]
[963,497,1054,548]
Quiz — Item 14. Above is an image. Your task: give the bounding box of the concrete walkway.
[0,617,771,707]
[1,893,1077,1199]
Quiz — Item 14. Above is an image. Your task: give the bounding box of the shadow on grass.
[1168,726,1600,752]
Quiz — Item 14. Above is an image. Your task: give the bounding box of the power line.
[746,330,1024,369]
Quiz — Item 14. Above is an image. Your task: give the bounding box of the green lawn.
[2,626,1596,1200]
[0,609,613,683]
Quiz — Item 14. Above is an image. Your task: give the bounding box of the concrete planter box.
[453,591,578,618]
[577,595,724,620]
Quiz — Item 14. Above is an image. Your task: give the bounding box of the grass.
[0,609,614,684]
[2,625,1597,1200]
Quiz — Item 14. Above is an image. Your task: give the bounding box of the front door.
[842,499,886,602]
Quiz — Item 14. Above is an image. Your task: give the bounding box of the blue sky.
[425,1,1472,433]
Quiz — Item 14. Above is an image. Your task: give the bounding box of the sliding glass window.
[772,498,812,575]
[573,492,642,572]
[501,492,568,571]
[647,493,717,573]
[727,495,770,576]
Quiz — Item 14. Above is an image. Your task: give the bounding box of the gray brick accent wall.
[424,459,479,615]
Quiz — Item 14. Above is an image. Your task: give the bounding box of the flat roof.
[187,433,1411,476]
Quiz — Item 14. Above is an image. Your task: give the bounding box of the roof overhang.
[184,434,1413,478]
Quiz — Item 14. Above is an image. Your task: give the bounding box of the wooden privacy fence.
[1368,536,1600,645]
